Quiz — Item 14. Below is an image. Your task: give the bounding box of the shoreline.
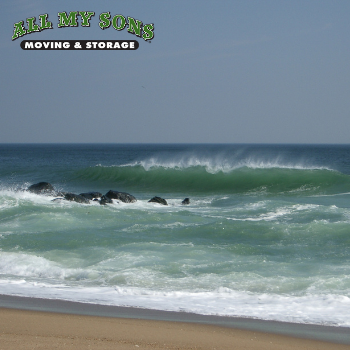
[1,294,350,347]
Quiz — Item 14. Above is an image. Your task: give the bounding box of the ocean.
[0,143,350,327]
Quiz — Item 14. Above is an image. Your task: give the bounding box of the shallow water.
[1,144,350,326]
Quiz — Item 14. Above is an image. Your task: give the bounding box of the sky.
[1,0,350,144]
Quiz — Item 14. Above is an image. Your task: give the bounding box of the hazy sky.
[1,0,350,143]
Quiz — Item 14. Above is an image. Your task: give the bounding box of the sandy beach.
[1,308,350,350]
[0,309,350,350]
[1,296,350,350]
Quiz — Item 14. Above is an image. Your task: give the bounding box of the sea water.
[0,144,350,326]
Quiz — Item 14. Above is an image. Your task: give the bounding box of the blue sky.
[1,0,350,143]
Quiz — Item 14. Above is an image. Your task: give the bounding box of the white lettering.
[24,42,34,49]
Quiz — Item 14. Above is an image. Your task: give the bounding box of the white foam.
[108,153,333,174]
[0,188,57,209]
[0,280,349,326]
[1,249,350,326]
[0,252,80,280]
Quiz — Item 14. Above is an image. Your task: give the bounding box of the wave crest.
[73,161,350,195]
[125,155,332,173]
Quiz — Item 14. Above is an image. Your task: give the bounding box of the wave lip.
[126,155,333,173]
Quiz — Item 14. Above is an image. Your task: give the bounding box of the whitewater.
[0,144,350,327]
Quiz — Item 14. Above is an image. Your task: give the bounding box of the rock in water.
[99,195,113,205]
[105,190,137,203]
[148,196,168,205]
[182,198,190,205]
[64,193,90,204]
[27,182,55,195]
[79,192,103,200]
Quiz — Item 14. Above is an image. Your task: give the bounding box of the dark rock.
[27,182,55,195]
[105,190,137,203]
[182,198,190,205]
[79,192,103,200]
[148,196,168,205]
[99,195,113,205]
[64,193,90,204]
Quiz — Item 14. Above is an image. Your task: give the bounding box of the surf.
[72,162,350,195]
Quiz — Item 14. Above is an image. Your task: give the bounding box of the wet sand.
[1,295,350,349]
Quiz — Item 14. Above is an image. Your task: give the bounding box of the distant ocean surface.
[1,144,350,327]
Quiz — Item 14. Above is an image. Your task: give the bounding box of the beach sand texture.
[1,308,350,350]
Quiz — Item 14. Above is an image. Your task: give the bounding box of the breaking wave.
[73,158,350,195]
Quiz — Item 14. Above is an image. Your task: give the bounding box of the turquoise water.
[1,144,350,326]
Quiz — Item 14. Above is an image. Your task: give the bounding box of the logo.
[12,11,154,50]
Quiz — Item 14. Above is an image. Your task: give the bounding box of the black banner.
[20,40,139,50]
